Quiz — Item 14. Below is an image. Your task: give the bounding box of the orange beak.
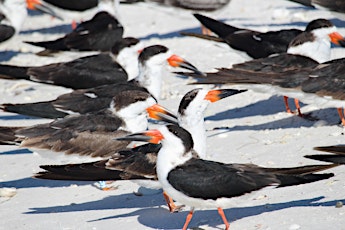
[204,89,247,102]
[146,104,178,124]
[329,32,345,46]
[116,129,164,144]
[26,0,63,20]
[167,55,204,75]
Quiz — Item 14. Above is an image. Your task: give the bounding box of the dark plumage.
[26,12,124,52]
[304,145,345,164]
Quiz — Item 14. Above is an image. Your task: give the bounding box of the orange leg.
[283,96,293,114]
[294,98,303,117]
[163,191,184,213]
[201,25,212,35]
[337,108,345,126]
[182,208,195,230]
[218,207,230,230]
[71,20,77,30]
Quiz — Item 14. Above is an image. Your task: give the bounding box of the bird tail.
[193,13,240,38]
[303,146,345,164]
[0,64,30,80]
[264,164,337,187]
[0,126,22,145]
[25,37,68,51]
[0,101,68,119]
[34,161,145,181]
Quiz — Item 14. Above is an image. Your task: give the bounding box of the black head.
[112,90,153,111]
[305,19,334,32]
[138,45,169,64]
[178,88,201,116]
[166,124,194,152]
[111,37,140,55]
[289,32,315,48]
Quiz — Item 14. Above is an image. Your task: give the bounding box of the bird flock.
[1,0,345,229]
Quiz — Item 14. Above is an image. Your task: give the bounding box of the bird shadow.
[25,191,166,214]
[0,149,32,155]
[0,50,22,62]
[205,95,341,131]
[0,177,91,189]
[20,24,73,35]
[34,195,343,229]
[0,114,45,120]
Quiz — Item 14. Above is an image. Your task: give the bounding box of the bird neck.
[115,46,140,81]
[121,113,148,133]
[287,36,331,63]
[179,115,207,158]
[156,140,193,182]
[136,62,163,99]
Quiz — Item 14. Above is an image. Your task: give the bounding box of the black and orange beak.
[204,89,247,102]
[117,130,164,144]
[146,104,178,124]
[167,54,205,76]
[26,0,63,21]
[329,32,345,47]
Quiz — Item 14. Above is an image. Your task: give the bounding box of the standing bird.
[0,44,202,118]
[121,124,336,230]
[185,18,345,118]
[0,0,61,43]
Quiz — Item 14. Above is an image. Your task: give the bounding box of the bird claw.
[168,204,185,213]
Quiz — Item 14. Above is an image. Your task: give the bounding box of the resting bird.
[25,0,123,52]
[117,124,336,230]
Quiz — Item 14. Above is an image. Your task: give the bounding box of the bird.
[34,88,246,211]
[0,37,141,89]
[183,14,345,60]
[0,0,61,43]
[4,89,157,162]
[25,3,123,52]
[0,44,202,118]
[287,0,345,14]
[42,0,99,11]
[304,145,345,164]
[184,18,345,118]
[116,124,336,230]
[182,13,303,59]
[143,0,231,11]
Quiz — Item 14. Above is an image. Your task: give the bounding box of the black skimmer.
[43,0,98,11]
[25,9,123,52]
[182,13,302,59]
[0,45,201,118]
[0,37,141,89]
[145,0,231,11]
[0,0,61,43]
[287,0,345,13]
[183,14,345,59]
[5,89,157,161]
[304,145,345,164]
[33,88,245,211]
[184,19,345,117]
[116,124,336,230]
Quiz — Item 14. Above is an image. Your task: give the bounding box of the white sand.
[0,0,345,229]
